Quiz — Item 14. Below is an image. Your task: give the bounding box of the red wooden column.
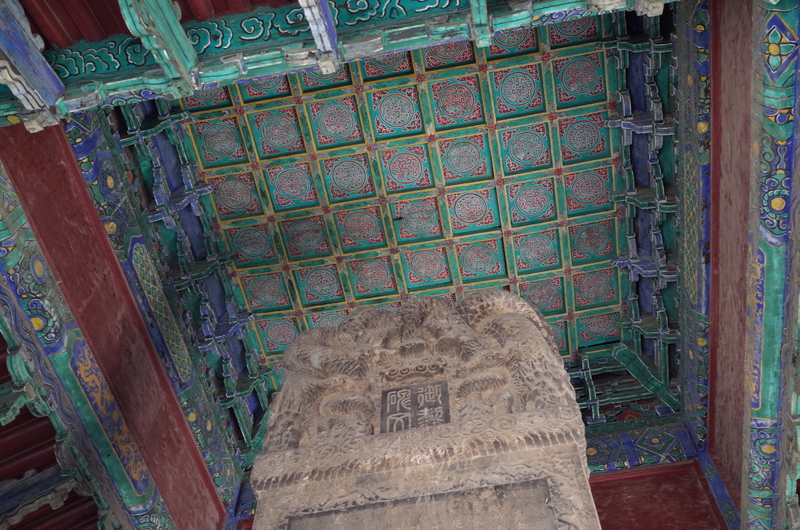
[0,123,225,530]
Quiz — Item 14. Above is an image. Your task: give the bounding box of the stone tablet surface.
[287,479,558,530]
[252,290,600,529]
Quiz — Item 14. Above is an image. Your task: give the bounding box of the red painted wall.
[708,0,752,508]
[0,124,225,530]
[590,460,727,529]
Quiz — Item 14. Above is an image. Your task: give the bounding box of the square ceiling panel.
[185,15,626,375]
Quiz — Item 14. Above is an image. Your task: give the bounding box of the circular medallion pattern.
[275,167,311,199]
[453,193,488,224]
[265,320,296,345]
[248,276,282,305]
[438,83,476,120]
[524,281,559,309]
[429,41,469,61]
[194,87,223,101]
[555,18,591,37]
[260,114,299,149]
[343,211,379,241]
[388,153,424,185]
[401,202,437,234]
[560,58,599,96]
[509,131,545,165]
[370,52,404,69]
[461,243,495,274]
[570,172,607,204]
[288,220,323,251]
[250,76,283,91]
[515,184,551,218]
[379,94,414,128]
[331,159,368,192]
[306,268,339,297]
[356,260,391,288]
[563,120,601,154]
[319,103,356,139]
[235,228,269,258]
[410,250,446,279]
[574,224,610,255]
[317,312,345,327]
[445,141,481,174]
[519,234,555,265]
[500,72,536,107]
[578,272,612,301]
[493,28,527,48]
[203,123,240,157]
[582,314,616,337]
[217,179,252,210]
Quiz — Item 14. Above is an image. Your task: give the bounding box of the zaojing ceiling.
[181,14,680,433]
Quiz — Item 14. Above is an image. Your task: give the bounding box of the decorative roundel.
[388,153,424,185]
[260,114,299,149]
[574,224,610,255]
[430,41,469,60]
[306,68,341,81]
[248,276,283,305]
[555,17,592,37]
[582,314,616,337]
[563,120,601,154]
[445,141,481,174]
[379,94,414,128]
[453,193,488,224]
[203,123,240,157]
[274,167,311,199]
[519,234,555,265]
[401,202,437,234]
[343,211,379,241]
[318,103,356,139]
[578,272,612,301]
[30,255,47,284]
[509,131,545,165]
[193,87,224,101]
[560,58,599,96]
[515,184,551,217]
[288,220,324,251]
[356,260,391,288]
[306,268,340,296]
[500,72,537,107]
[331,159,368,192]
[410,250,446,279]
[438,83,476,120]
[461,243,496,274]
[265,320,297,345]
[570,172,607,204]
[317,312,346,327]
[493,28,527,48]
[250,76,283,91]
[235,228,269,258]
[370,52,404,69]
[217,179,252,210]
[524,281,559,309]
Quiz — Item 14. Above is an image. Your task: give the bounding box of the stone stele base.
[252,290,601,529]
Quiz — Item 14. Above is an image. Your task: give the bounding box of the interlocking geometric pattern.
[183,14,676,433]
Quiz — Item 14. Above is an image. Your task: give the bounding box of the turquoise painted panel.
[347,256,398,298]
[294,265,345,305]
[208,172,264,221]
[507,178,557,226]
[279,215,333,260]
[263,163,320,211]
[513,229,562,274]
[379,144,434,193]
[565,166,613,217]
[240,273,292,311]
[446,188,501,235]
[553,52,607,109]
[572,268,618,310]
[577,312,621,347]
[299,65,352,92]
[569,220,615,265]
[308,310,348,328]
[520,277,565,316]
[182,87,232,111]
[491,64,546,119]
[256,317,300,355]
[455,238,506,282]
[246,107,306,160]
[500,122,553,174]
[359,52,414,81]
[391,197,443,243]
[429,75,485,130]
[558,112,610,165]
[226,225,278,267]
[190,117,248,170]
[237,76,292,103]
[487,27,539,59]
[423,41,476,70]
[306,96,365,149]
[334,206,388,252]
[402,248,452,290]
[438,133,493,184]
[321,153,376,203]
[548,17,601,49]
[368,86,424,140]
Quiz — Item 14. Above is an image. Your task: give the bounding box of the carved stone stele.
[252,290,601,529]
